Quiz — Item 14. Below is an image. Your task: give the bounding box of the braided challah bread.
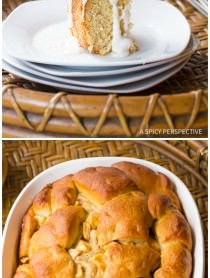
[14,162,192,278]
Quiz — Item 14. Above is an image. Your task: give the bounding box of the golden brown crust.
[104,242,160,278]
[148,194,192,278]
[19,207,38,262]
[158,173,181,210]
[148,193,175,219]
[29,206,86,257]
[32,177,77,223]
[15,162,192,278]
[32,186,52,226]
[148,194,192,250]
[154,243,192,278]
[113,161,158,193]
[113,161,181,210]
[156,211,192,250]
[14,264,34,278]
[51,175,77,213]
[73,166,137,205]
[71,0,89,49]
[97,191,152,246]
[30,245,75,278]
[18,176,78,262]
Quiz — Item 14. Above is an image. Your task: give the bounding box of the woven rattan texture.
[2,0,208,138]
[2,140,208,276]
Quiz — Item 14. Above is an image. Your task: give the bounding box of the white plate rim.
[20,35,198,78]
[2,58,189,94]
[3,50,190,88]
[2,157,205,278]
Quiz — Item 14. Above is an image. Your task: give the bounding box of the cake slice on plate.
[67,0,138,56]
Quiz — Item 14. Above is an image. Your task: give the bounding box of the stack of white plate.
[2,0,199,94]
[187,0,208,16]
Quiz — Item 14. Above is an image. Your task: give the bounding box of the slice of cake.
[67,0,138,56]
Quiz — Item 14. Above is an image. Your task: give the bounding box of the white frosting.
[122,2,131,34]
[109,0,133,57]
[67,0,73,27]
[67,0,87,26]
[82,0,88,19]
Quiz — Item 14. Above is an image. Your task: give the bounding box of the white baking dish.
[2,157,205,278]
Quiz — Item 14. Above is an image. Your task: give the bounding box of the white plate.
[186,0,208,16]
[2,157,204,278]
[21,35,198,78]
[3,48,189,88]
[2,58,189,94]
[3,0,191,67]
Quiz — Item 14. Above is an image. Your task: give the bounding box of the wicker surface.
[2,140,208,276]
[2,0,208,138]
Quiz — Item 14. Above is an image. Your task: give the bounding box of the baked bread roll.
[19,176,77,263]
[73,166,137,205]
[14,246,75,278]
[67,0,138,56]
[14,162,192,278]
[50,175,77,213]
[97,191,152,246]
[29,206,86,258]
[104,242,160,278]
[14,264,34,278]
[19,207,38,263]
[113,161,181,210]
[30,245,75,278]
[148,194,192,278]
